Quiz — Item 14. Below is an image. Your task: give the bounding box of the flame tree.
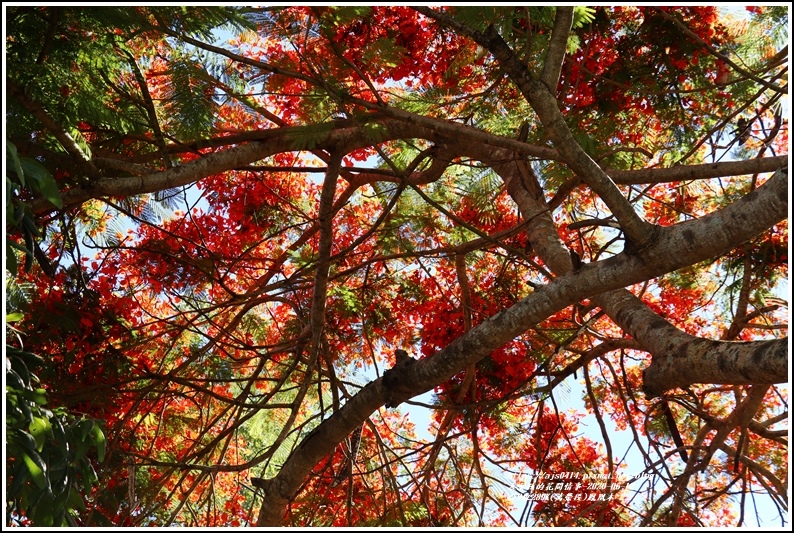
[5,5,788,527]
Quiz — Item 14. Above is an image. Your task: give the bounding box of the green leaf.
[566,33,582,54]
[19,158,63,209]
[77,418,94,441]
[6,241,19,276]
[90,424,106,462]
[325,6,372,27]
[29,416,52,452]
[362,123,388,145]
[6,141,25,186]
[79,460,98,486]
[286,122,336,151]
[7,453,29,500]
[51,417,70,461]
[8,238,32,256]
[53,481,72,510]
[21,450,47,489]
[14,393,34,426]
[19,157,50,188]
[6,368,27,391]
[27,388,49,406]
[8,355,31,389]
[9,195,26,227]
[6,311,24,322]
[69,128,93,160]
[572,6,596,29]
[66,488,87,512]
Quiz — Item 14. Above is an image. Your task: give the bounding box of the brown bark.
[488,149,788,395]
[608,155,788,185]
[594,289,787,397]
[256,164,787,525]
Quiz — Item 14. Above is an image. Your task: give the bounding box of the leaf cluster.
[6,8,146,141]
[5,339,106,527]
[5,141,62,275]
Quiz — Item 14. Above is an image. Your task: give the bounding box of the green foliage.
[452,6,513,33]
[5,141,62,276]
[149,6,255,41]
[286,121,337,151]
[5,6,253,178]
[361,122,389,146]
[5,341,106,527]
[747,6,788,47]
[322,6,373,28]
[163,56,219,142]
[572,7,597,29]
[330,285,364,317]
[5,138,104,527]
[565,33,582,54]
[361,37,409,69]
[5,9,147,143]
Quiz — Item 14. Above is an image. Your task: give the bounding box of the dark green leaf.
[90,424,106,462]
[6,242,19,276]
[77,419,94,441]
[21,450,48,489]
[6,141,25,186]
[29,416,52,452]
[19,158,63,209]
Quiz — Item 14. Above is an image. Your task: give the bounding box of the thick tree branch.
[367,102,558,161]
[540,7,573,93]
[413,8,656,248]
[493,148,788,396]
[608,156,788,185]
[485,147,788,395]
[256,165,787,525]
[40,109,782,220]
[477,25,657,248]
[517,156,788,395]
[29,121,371,214]
[29,115,555,215]
[599,288,787,396]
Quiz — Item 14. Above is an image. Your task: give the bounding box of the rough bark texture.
[256,166,787,525]
[9,7,788,527]
[608,155,788,185]
[30,116,557,215]
[485,149,789,397]
[599,290,788,396]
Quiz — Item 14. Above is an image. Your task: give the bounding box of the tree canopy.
[4,5,789,527]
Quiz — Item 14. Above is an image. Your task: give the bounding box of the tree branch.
[307,151,343,368]
[486,144,788,395]
[477,24,657,248]
[654,8,786,95]
[608,156,788,185]
[593,289,787,397]
[29,115,555,215]
[123,50,173,169]
[413,8,656,248]
[540,7,573,93]
[255,164,787,525]
[7,78,99,178]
